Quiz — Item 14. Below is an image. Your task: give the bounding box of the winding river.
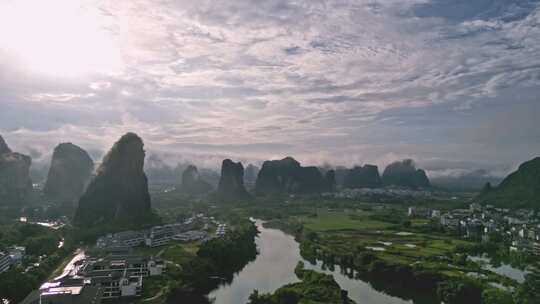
[207,220,419,304]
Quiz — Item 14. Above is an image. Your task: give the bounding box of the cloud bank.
[1,0,539,176]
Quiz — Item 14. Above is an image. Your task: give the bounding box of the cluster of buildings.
[0,246,26,273]
[21,250,165,304]
[96,214,226,249]
[409,203,540,256]
[333,187,436,199]
[18,213,230,304]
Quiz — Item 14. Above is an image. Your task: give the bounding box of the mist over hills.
[430,169,504,192]
[477,157,540,208]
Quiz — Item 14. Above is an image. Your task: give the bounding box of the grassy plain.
[290,207,518,286]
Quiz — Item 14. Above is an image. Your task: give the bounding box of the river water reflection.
[468,255,530,283]
[208,220,417,304]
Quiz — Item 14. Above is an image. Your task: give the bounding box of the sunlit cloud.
[0,0,123,77]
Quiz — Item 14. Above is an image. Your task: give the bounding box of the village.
[408,203,540,256]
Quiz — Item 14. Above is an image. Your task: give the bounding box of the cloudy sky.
[0,0,539,176]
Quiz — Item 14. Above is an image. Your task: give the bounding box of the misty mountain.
[44,143,94,205]
[216,159,250,200]
[382,159,430,188]
[255,157,333,195]
[477,157,540,208]
[343,165,382,189]
[0,135,33,205]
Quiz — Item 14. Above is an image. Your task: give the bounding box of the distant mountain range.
[477,157,540,208]
[3,131,539,213]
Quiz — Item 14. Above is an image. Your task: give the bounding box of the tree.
[515,271,540,304]
[482,288,514,304]
[437,279,481,304]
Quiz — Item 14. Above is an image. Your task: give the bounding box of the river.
[207,220,418,304]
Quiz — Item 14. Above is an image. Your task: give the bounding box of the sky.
[0,0,539,177]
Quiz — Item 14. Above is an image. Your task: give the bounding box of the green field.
[162,242,199,266]
[301,210,393,231]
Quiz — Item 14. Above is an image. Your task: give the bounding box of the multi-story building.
[145,222,192,247]
[20,280,103,304]
[0,251,11,273]
[145,225,174,247]
[77,254,165,300]
[89,271,143,299]
[172,230,208,242]
[96,230,146,249]
[79,254,165,278]
[533,242,540,256]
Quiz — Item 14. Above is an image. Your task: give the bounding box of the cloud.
[0,0,539,173]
